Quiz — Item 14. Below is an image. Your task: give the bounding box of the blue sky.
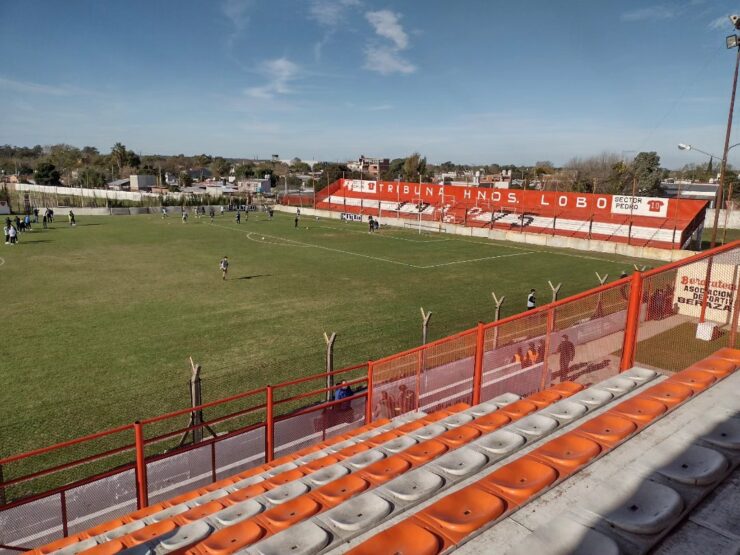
[1,0,740,167]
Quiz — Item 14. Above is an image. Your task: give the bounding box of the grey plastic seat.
[53,538,99,555]
[96,519,147,541]
[507,517,620,555]
[186,489,228,507]
[429,447,488,480]
[143,504,188,524]
[569,388,614,410]
[247,520,331,555]
[512,414,558,441]
[343,449,385,471]
[439,412,474,428]
[381,435,418,454]
[263,480,309,506]
[152,521,212,552]
[303,464,349,487]
[325,439,358,453]
[118,545,152,555]
[264,462,298,477]
[600,481,684,535]
[594,376,637,396]
[295,449,329,465]
[542,400,588,425]
[702,417,740,450]
[655,444,729,486]
[206,499,264,528]
[490,392,521,407]
[318,493,392,537]
[227,474,265,492]
[377,468,445,508]
[621,367,658,384]
[393,411,426,423]
[410,423,447,441]
[472,429,526,457]
[464,402,499,418]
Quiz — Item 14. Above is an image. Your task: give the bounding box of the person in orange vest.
[526,343,538,366]
[514,347,526,368]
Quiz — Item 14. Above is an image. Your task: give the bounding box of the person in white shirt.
[526,289,536,310]
[8,224,17,244]
[219,256,229,280]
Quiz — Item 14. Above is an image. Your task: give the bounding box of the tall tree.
[111,142,127,174]
[35,162,61,185]
[402,153,427,181]
[630,151,663,195]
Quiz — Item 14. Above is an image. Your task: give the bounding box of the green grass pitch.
[1,211,658,463]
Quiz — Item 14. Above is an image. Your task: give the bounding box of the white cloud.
[708,15,730,29]
[621,6,676,22]
[245,58,300,99]
[363,10,416,75]
[222,0,251,31]
[365,10,408,49]
[364,46,415,75]
[0,76,90,96]
[309,0,360,27]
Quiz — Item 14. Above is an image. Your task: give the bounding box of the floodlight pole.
[712,37,740,248]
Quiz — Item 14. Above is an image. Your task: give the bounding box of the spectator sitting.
[334,380,353,410]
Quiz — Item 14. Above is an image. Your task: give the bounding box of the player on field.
[526,289,536,310]
[219,256,229,280]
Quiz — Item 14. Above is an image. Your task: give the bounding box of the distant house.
[182,184,208,195]
[347,155,389,177]
[188,168,212,180]
[107,178,130,191]
[237,177,271,194]
[130,175,156,191]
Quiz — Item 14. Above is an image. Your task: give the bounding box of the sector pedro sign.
[611,195,668,218]
[672,261,739,325]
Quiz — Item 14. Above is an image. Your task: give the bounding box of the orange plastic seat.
[257,495,322,533]
[311,474,370,509]
[498,400,538,420]
[267,454,298,468]
[124,502,168,522]
[189,520,266,555]
[396,419,428,433]
[33,535,87,553]
[437,425,481,448]
[687,357,736,378]
[420,412,453,424]
[199,477,238,493]
[345,520,444,555]
[359,455,411,485]
[366,430,402,447]
[264,468,306,488]
[222,483,267,505]
[415,485,507,543]
[525,390,562,408]
[640,382,694,408]
[164,489,202,507]
[711,347,740,364]
[336,443,371,458]
[234,464,269,481]
[548,381,585,396]
[122,520,177,547]
[303,455,340,473]
[401,440,449,466]
[174,500,225,525]
[469,411,511,433]
[529,433,601,476]
[442,402,471,414]
[83,540,125,555]
[574,413,637,448]
[667,369,716,392]
[480,456,558,506]
[609,397,667,426]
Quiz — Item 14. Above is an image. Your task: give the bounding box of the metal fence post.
[134,421,148,510]
[540,309,555,390]
[472,322,485,404]
[620,271,644,371]
[365,361,374,425]
[265,386,274,464]
[730,278,740,348]
[324,332,337,403]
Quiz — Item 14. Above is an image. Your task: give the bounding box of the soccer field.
[0,211,656,461]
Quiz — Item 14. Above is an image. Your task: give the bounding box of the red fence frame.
[1,241,737,550]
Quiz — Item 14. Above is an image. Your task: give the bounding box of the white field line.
[245,231,311,248]
[0,256,4,267]
[315,224,452,243]
[212,223,528,269]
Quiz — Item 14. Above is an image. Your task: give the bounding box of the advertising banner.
[341,212,363,222]
[672,262,738,325]
[0,201,9,215]
[611,195,669,218]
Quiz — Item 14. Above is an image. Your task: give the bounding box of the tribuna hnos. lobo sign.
[341,180,693,220]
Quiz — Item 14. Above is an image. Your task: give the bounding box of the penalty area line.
[418,251,533,269]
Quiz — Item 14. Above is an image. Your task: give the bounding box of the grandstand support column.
[324,332,337,403]
[365,361,374,424]
[134,421,148,509]
[620,271,644,371]
[473,322,485,405]
[265,386,274,463]
[539,309,555,390]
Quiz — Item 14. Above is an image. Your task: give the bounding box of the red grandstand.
[301,179,708,250]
